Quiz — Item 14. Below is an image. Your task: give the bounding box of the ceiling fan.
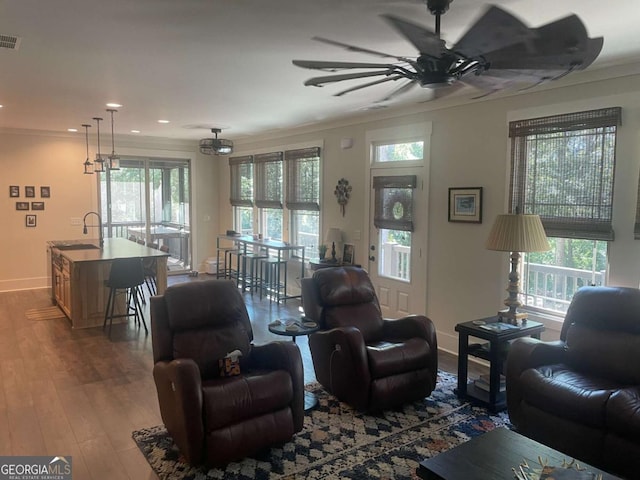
[292,0,603,102]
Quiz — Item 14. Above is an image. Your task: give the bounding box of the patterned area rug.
[132,372,510,479]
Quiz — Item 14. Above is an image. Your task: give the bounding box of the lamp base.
[498,309,528,325]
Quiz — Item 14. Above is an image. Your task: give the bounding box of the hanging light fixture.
[107,108,120,170]
[199,128,233,156]
[82,124,93,174]
[93,117,105,173]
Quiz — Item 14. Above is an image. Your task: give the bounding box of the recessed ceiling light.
[0,105,3,108]
[157,119,170,124]
[67,128,78,132]
[130,129,141,133]
[106,103,122,108]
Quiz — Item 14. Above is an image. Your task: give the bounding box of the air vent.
[0,34,21,50]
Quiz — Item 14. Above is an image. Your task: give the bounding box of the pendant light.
[93,117,105,173]
[82,124,93,174]
[107,109,120,170]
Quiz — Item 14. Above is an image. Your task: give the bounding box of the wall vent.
[0,34,21,50]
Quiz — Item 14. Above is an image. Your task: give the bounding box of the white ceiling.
[1,0,638,141]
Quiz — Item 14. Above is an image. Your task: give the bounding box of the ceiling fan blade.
[380,14,443,57]
[334,75,405,96]
[479,14,603,71]
[453,6,535,59]
[304,70,393,87]
[377,79,419,102]
[312,36,416,65]
[293,60,397,72]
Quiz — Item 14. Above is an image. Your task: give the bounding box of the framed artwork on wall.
[342,243,355,264]
[16,202,29,211]
[40,186,51,198]
[9,185,19,197]
[31,202,45,211]
[25,186,35,198]
[26,215,36,227]
[448,187,483,223]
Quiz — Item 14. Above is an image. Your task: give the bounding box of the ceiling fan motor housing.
[427,0,452,16]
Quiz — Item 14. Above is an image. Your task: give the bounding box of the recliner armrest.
[153,358,204,464]
[250,341,304,432]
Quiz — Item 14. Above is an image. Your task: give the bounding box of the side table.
[268,318,320,411]
[455,317,544,412]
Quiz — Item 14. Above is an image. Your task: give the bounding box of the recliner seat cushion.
[520,364,621,428]
[606,387,640,438]
[203,370,293,431]
[366,338,431,379]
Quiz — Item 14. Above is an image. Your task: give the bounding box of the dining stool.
[216,246,238,279]
[104,257,147,338]
[259,257,288,303]
[239,251,269,294]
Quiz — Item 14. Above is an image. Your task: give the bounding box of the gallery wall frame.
[25,186,35,198]
[40,186,51,198]
[31,202,45,211]
[16,202,29,211]
[26,215,36,227]
[9,186,19,197]
[448,187,483,223]
[342,243,355,264]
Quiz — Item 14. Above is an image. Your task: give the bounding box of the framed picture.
[448,187,483,223]
[16,201,29,211]
[9,185,19,197]
[25,186,35,198]
[342,243,355,264]
[31,201,45,211]
[40,186,50,198]
[25,215,36,227]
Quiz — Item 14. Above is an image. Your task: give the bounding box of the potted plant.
[318,244,328,261]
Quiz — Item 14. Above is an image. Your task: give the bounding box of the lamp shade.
[486,214,550,253]
[325,227,342,245]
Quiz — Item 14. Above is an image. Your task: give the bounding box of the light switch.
[354,230,361,240]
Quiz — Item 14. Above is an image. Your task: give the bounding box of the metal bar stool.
[216,246,238,279]
[259,257,288,303]
[104,257,148,338]
[239,251,269,295]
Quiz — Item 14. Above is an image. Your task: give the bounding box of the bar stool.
[239,251,269,294]
[259,257,288,303]
[216,245,238,279]
[104,257,147,338]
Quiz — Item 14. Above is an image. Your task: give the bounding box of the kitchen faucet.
[82,211,104,248]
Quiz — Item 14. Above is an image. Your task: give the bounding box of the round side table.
[268,319,320,410]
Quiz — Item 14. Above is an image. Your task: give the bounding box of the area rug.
[132,372,510,479]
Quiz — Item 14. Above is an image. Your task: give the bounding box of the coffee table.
[417,427,620,479]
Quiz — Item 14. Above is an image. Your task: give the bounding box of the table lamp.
[486,211,550,324]
[324,227,342,263]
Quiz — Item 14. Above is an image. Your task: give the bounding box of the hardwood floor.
[0,274,481,479]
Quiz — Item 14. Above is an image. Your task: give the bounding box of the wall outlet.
[70,217,82,226]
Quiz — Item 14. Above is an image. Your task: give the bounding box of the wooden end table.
[417,427,620,479]
[268,318,320,410]
[455,317,544,412]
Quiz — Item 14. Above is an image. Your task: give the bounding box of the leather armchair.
[301,266,438,411]
[151,279,304,466]
[506,286,640,479]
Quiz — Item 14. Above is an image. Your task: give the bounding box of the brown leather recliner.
[151,279,304,466]
[507,286,640,479]
[302,266,438,411]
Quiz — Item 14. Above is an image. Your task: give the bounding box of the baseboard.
[0,276,49,292]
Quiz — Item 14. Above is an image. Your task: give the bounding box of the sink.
[55,243,100,250]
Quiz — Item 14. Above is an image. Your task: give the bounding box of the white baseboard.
[0,276,49,292]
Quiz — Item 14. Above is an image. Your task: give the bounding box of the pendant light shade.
[93,117,105,173]
[107,109,120,170]
[82,124,93,174]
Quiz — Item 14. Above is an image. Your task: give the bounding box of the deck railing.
[381,243,411,281]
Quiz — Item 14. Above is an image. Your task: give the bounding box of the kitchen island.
[48,238,169,329]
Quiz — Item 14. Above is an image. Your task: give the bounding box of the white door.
[365,125,430,318]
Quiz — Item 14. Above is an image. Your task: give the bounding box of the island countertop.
[48,238,169,263]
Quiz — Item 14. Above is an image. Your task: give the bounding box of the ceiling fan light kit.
[200,128,233,156]
[293,0,603,102]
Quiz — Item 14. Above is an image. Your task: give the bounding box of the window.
[254,152,283,239]
[286,147,320,252]
[229,155,253,233]
[509,107,622,314]
[374,141,424,163]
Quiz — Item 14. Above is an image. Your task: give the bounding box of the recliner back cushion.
[163,279,253,378]
[314,267,384,342]
[565,324,640,384]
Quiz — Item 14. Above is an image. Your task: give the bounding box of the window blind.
[509,107,621,241]
[254,152,283,209]
[285,147,320,211]
[373,175,416,231]
[229,155,253,207]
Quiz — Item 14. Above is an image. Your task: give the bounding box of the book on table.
[474,374,506,392]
